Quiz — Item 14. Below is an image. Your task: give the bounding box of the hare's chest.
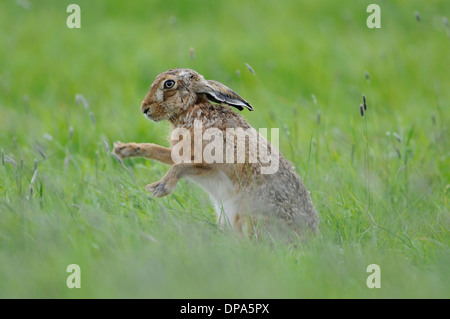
[187,171,234,200]
[187,171,238,221]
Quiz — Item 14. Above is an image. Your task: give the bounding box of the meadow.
[0,0,449,298]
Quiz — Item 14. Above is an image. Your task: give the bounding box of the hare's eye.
[163,80,175,89]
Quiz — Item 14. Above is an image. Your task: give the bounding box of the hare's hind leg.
[232,213,251,236]
[113,142,174,165]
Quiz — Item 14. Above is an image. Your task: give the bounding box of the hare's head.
[141,68,252,122]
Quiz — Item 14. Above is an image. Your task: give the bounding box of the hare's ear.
[196,80,253,111]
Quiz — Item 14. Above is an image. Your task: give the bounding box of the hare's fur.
[114,69,318,239]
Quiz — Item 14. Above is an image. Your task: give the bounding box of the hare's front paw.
[145,180,175,198]
[113,141,139,159]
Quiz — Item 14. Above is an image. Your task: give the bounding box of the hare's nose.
[141,102,150,114]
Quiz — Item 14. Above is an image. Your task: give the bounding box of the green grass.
[0,0,449,298]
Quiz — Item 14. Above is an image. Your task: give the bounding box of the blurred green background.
[0,0,449,298]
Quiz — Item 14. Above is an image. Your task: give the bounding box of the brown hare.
[114,68,318,240]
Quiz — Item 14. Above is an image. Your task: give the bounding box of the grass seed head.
[245,63,255,75]
[75,94,89,109]
[31,169,38,184]
[4,155,16,167]
[89,112,96,125]
[37,147,46,159]
[102,136,110,153]
[415,11,421,22]
[43,133,53,141]
[360,104,364,117]
[393,132,402,143]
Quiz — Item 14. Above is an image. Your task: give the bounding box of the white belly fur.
[187,171,238,224]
